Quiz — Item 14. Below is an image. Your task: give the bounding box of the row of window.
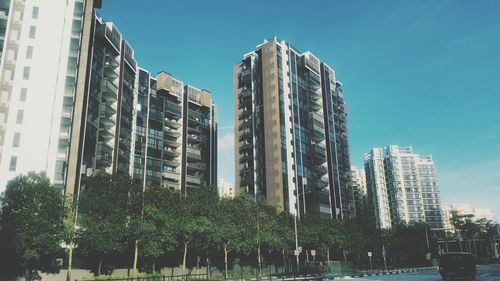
[8,7,39,172]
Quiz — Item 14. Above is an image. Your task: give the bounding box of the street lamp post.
[294,213,300,274]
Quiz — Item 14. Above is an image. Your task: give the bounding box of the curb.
[326,267,437,279]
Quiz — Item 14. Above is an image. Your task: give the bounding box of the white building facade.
[0,0,91,191]
[365,145,443,228]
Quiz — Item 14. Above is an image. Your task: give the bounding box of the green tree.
[251,199,281,272]
[77,172,142,275]
[0,172,66,280]
[177,187,218,275]
[275,212,296,268]
[140,185,179,272]
[212,197,254,278]
[320,219,345,262]
[297,214,322,261]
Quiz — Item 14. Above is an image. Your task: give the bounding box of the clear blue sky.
[100,0,500,220]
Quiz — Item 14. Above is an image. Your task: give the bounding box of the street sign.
[298,246,303,253]
[311,250,316,256]
[294,250,300,256]
[426,252,432,260]
[367,252,372,257]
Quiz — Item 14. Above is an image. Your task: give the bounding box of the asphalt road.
[341,264,500,281]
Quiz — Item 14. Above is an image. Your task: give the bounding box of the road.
[340,264,500,281]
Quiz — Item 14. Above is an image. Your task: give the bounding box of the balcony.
[188,134,206,143]
[313,143,327,161]
[239,153,252,164]
[164,159,180,167]
[310,123,325,142]
[95,142,113,166]
[186,152,202,161]
[101,80,118,101]
[187,162,206,171]
[314,164,328,175]
[164,118,181,129]
[239,109,251,120]
[98,127,114,140]
[164,139,181,147]
[163,170,180,181]
[164,128,181,138]
[186,175,201,185]
[99,103,117,116]
[165,103,182,116]
[164,148,180,157]
[239,89,252,99]
[317,175,329,189]
[239,142,252,152]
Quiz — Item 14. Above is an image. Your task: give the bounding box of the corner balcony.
[313,142,327,161]
[310,123,325,142]
[164,148,181,157]
[164,139,181,147]
[164,118,181,129]
[186,175,202,185]
[314,163,328,176]
[239,89,252,99]
[163,170,180,181]
[101,80,119,101]
[239,142,252,152]
[317,175,329,189]
[164,128,181,138]
[164,158,180,167]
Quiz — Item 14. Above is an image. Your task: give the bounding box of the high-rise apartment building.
[441,203,495,230]
[0,0,217,195]
[234,38,351,219]
[364,148,392,228]
[347,166,367,219]
[364,145,443,228]
[0,0,99,191]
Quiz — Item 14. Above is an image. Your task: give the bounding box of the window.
[9,156,17,171]
[26,46,33,59]
[29,26,36,39]
[13,133,20,147]
[23,66,30,80]
[16,110,24,124]
[32,6,39,19]
[20,88,27,101]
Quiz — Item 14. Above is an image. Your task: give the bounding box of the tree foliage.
[0,172,66,280]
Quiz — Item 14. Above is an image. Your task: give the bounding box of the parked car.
[439,252,476,280]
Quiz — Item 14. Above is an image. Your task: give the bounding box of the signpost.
[368,252,373,271]
[382,246,387,269]
[311,250,316,261]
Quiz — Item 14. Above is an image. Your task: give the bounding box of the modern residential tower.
[0,0,217,196]
[234,38,351,219]
[364,145,443,228]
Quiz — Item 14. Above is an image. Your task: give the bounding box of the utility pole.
[294,213,300,274]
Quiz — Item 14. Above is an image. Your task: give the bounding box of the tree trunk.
[196,256,201,275]
[132,239,139,278]
[343,249,347,262]
[25,268,31,281]
[257,242,262,274]
[473,238,478,257]
[282,249,286,270]
[153,262,156,274]
[98,258,102,276]
[327,247,330,262]
[66,245,73,281]
[183,241,189,275]
[306,250,309,262]
[224,244,229,279]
